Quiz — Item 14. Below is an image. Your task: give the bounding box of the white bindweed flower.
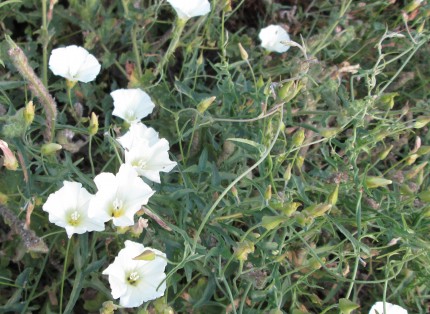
[369,301,408,314]
[166,0,211,20]
[42,181,105,238]
[117,123,159,151]
[125,137,176,183]
[89,164,155,226]
[49,45,101,83]
[111,89,156,125]
[102,240,167,308]
[259,25,291,53]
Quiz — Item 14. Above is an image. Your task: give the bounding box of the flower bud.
[234,240,254,261]
[197,52,204,66]
[414,116,430,129]
[238,43,248,61]
[416,146,430,156]
[376,92,398,110]
[23,100,35,126]
[283,164,292,183]
[278,81,294,101]
[99,301,118,314]
[0,192,8,204]
[295,155,304,171]
[281,201,300,216]
[262,215,288,230]
[403,0,423,13]
[405,153,418,166]
[0,140,18,171]
[364,176,392,189]
[320,128,340,139]
[41,143,62,155]
[328,184,339,206]
[405,162,427,180]
[256,76,264,90]
[88,112,99,136]
[264,185,272,202]
[303,203,332,218]
[292,129,305,147]
[197,96,216,114]
[378,145,393,160]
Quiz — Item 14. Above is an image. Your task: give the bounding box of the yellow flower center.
[68,210,81,226]
[127,271,140,285]
[111,198,124,218]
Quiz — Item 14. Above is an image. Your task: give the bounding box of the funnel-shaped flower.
[369,302,408,314]
[125,137,176,183]
[117,123,159,150]
[49,45,101,83]
[167,0,211,20]
[259,25,291,53]
[89,164,154,226]
[42,181,105,238]
[102,240,167,308]
[111,89,155,125]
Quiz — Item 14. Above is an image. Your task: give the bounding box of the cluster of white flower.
[44,43,177,307]
[39,1,301,309]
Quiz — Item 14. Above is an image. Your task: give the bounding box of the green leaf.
[226,138,265,154]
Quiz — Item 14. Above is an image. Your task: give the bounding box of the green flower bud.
[379,145,393,160]
[41,143,62,155]
[23,100,35,126]
[197,96,216,114]
[414,116,430,129]
[262,215,288,230]
[234,240,254,261]
[328,185,339,206]
[364,176,392,189]
[238,43,248,61]
[292,128,305,147]
[88,112,99,136]
[339,298,360,314]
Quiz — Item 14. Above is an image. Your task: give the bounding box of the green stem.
[41,0,48,87]
[192,106,284,252]
[60,237,72,314]
[89,136,95,177]
[155,18,187,76]
[131,25,143,79]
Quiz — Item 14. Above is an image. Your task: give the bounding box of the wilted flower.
[125,137,177,183]
[102,240,167,308]
[42,181,105,238]
[166,0,211,20]
[259,25,291,53]
[111,89,156,125]
[49,45,101,83]
[0,140,18,170]
[89,164,154,226]
[369,301,408,314]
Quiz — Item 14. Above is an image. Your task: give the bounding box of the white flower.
[42,181,105,238]
[125,137,176,183]
[102,240,167,308]
[369,302,408,314]
[166,0,211,20]
[89,164,155,226]
[111,89,156,125]
[117,123,159,151]
[49,45,101,83]
[258,25,291,53]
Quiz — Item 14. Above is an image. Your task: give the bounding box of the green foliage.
[1,0,430,313]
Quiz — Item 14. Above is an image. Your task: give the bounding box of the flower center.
[68,210,81,226]
[110,198,124,218]
[125,110,136,122]
[132,158,147,170]
[127,271,140,286]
